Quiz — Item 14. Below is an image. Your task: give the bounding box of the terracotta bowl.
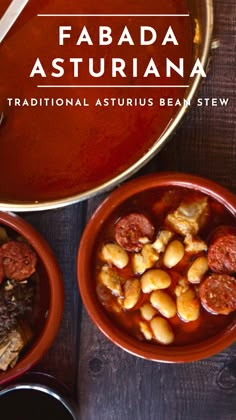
[0,212,64,385]
[77,172,236,363]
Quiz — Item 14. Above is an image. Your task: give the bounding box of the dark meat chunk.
[0,278,36,339]
[199,273,236,315]
[208,226,236,274]
[115,213,155,252]
[1,241,37,281]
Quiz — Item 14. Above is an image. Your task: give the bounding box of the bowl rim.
[0,211,64,385]
[77,172,236,363]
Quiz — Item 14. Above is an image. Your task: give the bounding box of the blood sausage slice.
[1,241,37,281]
[208,226,236,274]
[199,273,236,315]
[115,213,155,252]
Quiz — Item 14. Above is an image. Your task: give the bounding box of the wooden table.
[21,0,236,418]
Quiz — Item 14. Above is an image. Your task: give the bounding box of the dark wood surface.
[18,0,236,418]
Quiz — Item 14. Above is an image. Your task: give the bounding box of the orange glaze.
[95,188,236,346]
[0,0,193,201]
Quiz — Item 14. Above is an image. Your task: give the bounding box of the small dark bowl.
[0,212,64,385]
[77,172,236,363]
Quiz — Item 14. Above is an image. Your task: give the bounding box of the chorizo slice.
[208,226,236,274]
[199,273,236,315]
[115,213,155,252]
[1,241,37,281]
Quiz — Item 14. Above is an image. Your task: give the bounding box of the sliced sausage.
[1,241,37,281]
[208,226,236,274]
[199,273,236,315]
[115,213,155,252]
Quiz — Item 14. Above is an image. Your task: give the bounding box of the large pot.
[0,0,213,211]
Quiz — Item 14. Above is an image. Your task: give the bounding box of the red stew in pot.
[0,0,194,202]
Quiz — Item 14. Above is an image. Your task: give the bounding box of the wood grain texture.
[12,0,236,418]
[154,0,236,193]
[24,204,86,393]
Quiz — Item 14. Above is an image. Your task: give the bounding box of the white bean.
[142,244,159,267]
[123,279,141,309]
[177,289,200,322]
[163,240,185,268]
[99,265,122,297]
[152,230,174,253]
[101,243,129,269]
[174,278,190,297]
[139,321,153,340]
[141,269,171,293]
[140,303,156,321]
[187,256,208,284]
[132,245,159,274]
[150,290,176,318]
[150,317,174,344]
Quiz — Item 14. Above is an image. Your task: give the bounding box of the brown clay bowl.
[77,172,236,363]
[0,212,64,385]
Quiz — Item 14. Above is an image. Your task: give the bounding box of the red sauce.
[94,188,236,346]
[0,0,193,202]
